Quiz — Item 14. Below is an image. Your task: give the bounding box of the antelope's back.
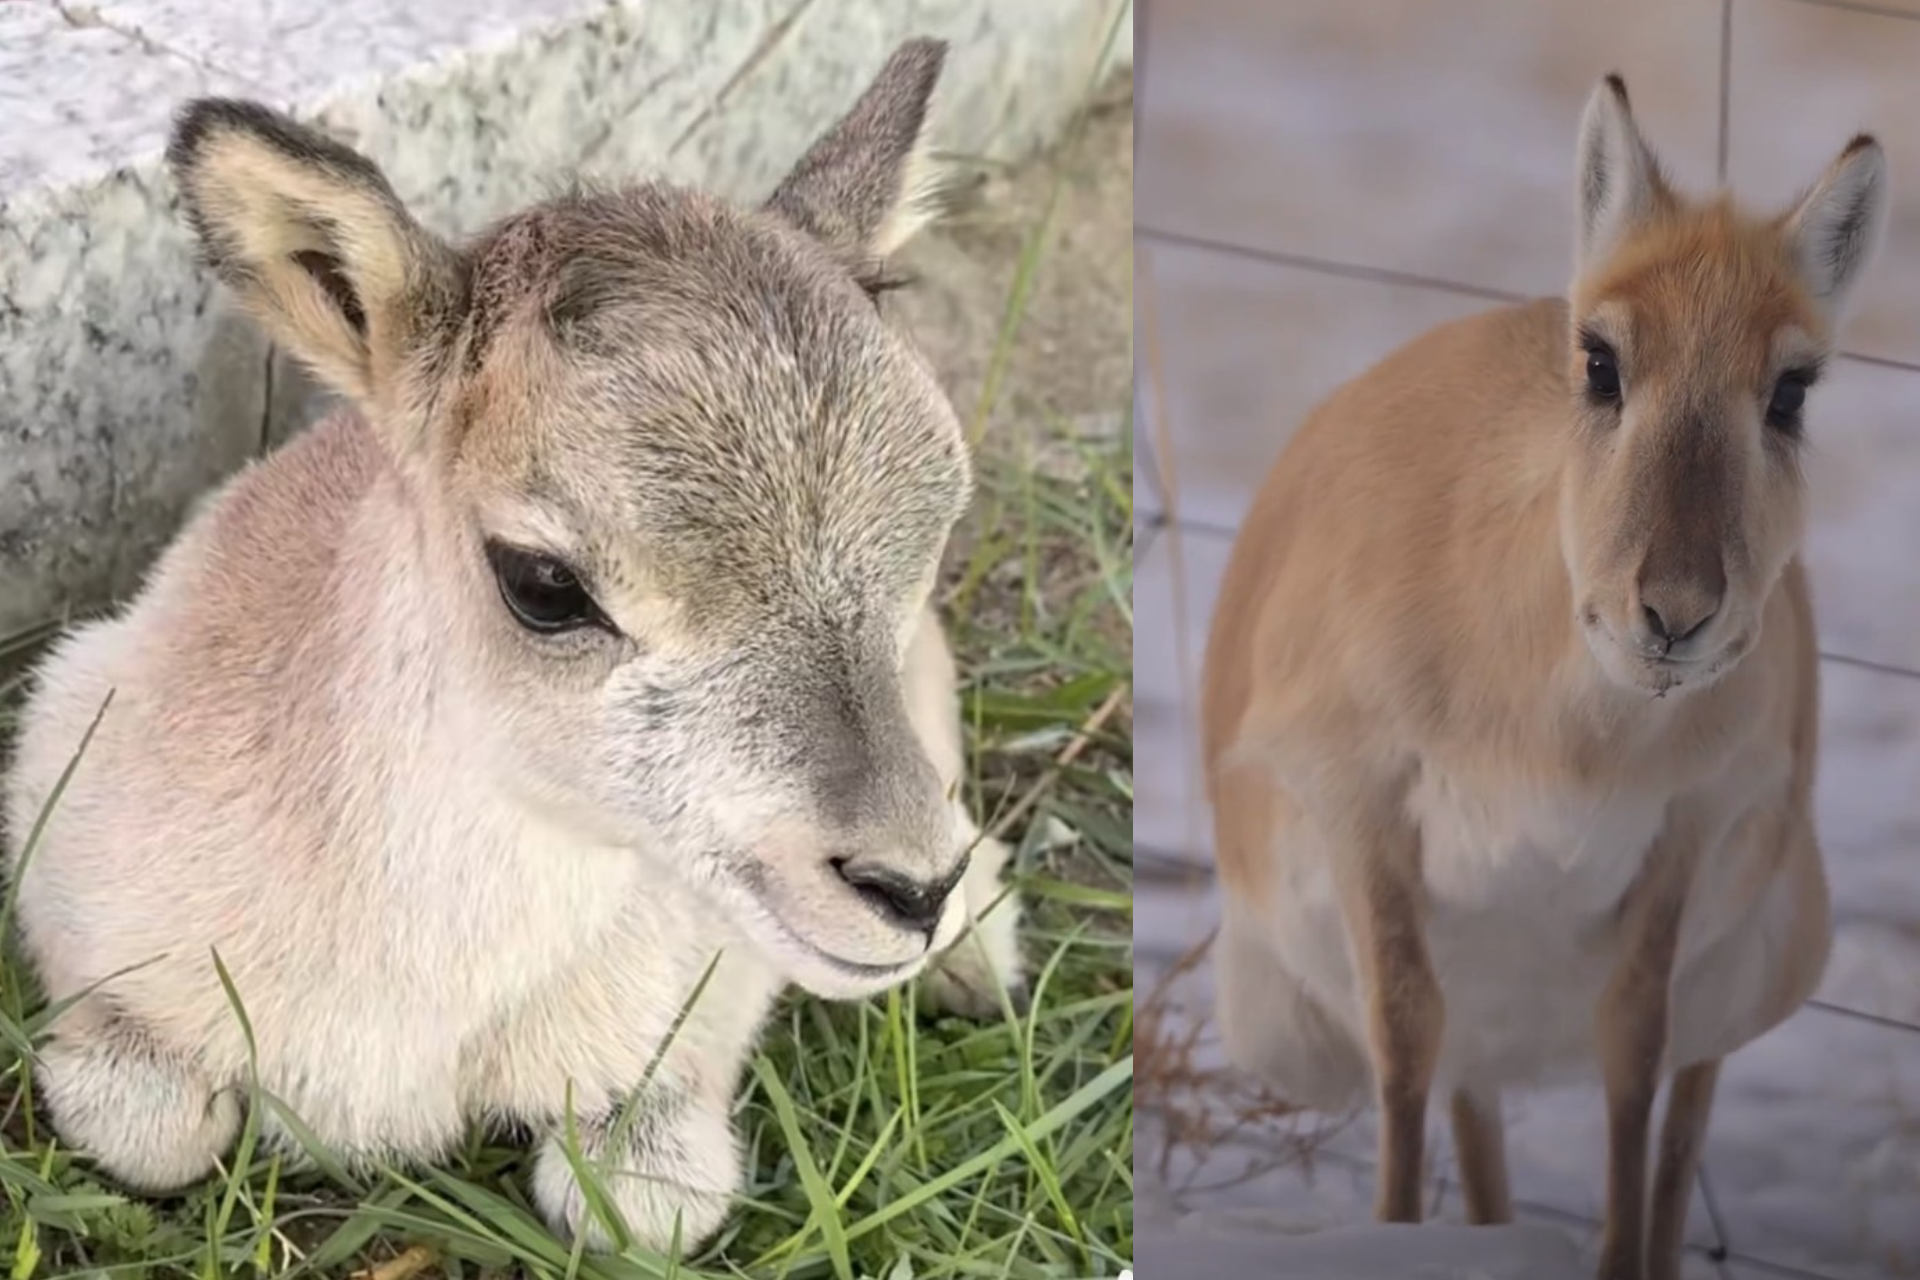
[1198,298,1571,892]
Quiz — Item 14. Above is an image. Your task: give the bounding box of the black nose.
[831,857,965,937]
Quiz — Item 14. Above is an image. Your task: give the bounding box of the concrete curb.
[0,0,1133,631]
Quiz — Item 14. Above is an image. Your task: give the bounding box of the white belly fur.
[1265,772,1668,1091]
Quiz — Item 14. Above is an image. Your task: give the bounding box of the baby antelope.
[1203,76,1886,1280]
[2,38,1023,1253]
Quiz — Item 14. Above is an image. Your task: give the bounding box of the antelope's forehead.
[458,296,967,611]
[1575,208,1829,380]
[452,191,968,600]
[584,353,966,587]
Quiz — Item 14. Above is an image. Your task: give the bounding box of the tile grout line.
[1148,509,1235,541]
[1834,348,1920,375]
[1135,515,1160,564]
[1699,1163,1735,1264]
[1779,0,1920,22]
[1255,1142,1778,1273]
[1135,853,1920,1036]
[1816,651,1920,681]
[1817,650,1920,680]
[1806,997,1920,1036]
[1135,846,1210,882]
[1135,224,1524,303]
[1150,1100,1847,1280]
[1134,224,1920,375]
[1154,515,1920,683]
[1137,245,1224,875]
[1135,377,1167,515]
[1724,1252,1851,1280]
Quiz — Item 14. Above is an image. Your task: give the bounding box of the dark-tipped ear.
[1573,74,1669,271]
[1783,134,1890,320]
[168,99,464,418]
[766,37,952,277]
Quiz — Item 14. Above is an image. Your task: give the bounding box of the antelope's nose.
[1640,595,1718,649]
[830,856,966,938]
[1636,550,1725,652]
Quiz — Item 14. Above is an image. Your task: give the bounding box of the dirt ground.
[896,70,1135,468]
[898,71,1136,901]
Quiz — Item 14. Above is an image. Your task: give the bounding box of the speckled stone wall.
[0,0,1132,632]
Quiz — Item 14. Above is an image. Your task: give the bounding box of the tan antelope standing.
[1,39,1024,1252]
[1201,76,1887,1280]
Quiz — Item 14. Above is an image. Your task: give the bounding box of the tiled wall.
[1136,3,1920,1276]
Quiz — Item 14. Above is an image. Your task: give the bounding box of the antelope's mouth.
[701,847,928,983]
[1624,638,1749,699]
[1578,612,1728,699]
[760,901,917,979]
[723,865,920,978]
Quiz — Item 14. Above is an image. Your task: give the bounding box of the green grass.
[0,20,1134,1277]
[0,422,1135,1280]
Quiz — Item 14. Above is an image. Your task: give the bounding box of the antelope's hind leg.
[37,1008,242,1193]
[1213,898,1370,1114]
[1213,780,1439,1222]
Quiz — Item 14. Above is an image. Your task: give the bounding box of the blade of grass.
[210,949,267,1276]
[748,1060,852,1280]
[839,1055,1131,1246]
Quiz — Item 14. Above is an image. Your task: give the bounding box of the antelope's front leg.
[1340,820,1443,1223]
[530,1082,741,1253]
[469,921,775,1255]
[921,824,1026,1019]
[1596,827,1701,1280]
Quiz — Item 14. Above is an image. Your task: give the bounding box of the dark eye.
[860,269,911,309]
[1767,371,1811,433]
[1584,343,1622,402]
[487,543,604,634]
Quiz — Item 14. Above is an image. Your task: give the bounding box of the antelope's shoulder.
[1319,296,1567,436]
[1210,298,1576,750]
[182,410,388,579]
[140,409,386,661]
[1255,295,1569,568]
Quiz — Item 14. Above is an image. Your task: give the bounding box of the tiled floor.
[1135,1,1920,1276]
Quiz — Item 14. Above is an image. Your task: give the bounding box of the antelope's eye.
[1767,371,1812,433]
[1584,343,1622,402]
[487,543,604,634]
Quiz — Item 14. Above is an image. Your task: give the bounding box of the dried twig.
[353,1244,438,1280]
[1137,929,1355,1200]
[985,682,1128,843]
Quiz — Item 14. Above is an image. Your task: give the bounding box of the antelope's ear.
[1783,134,1890,320]
[168,99,464,415]
[1573,74,1671,271]
[766,38,956,283]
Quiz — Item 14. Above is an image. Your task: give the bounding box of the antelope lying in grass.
[1202,76,1886,1280]
[1,38,1024,1252]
